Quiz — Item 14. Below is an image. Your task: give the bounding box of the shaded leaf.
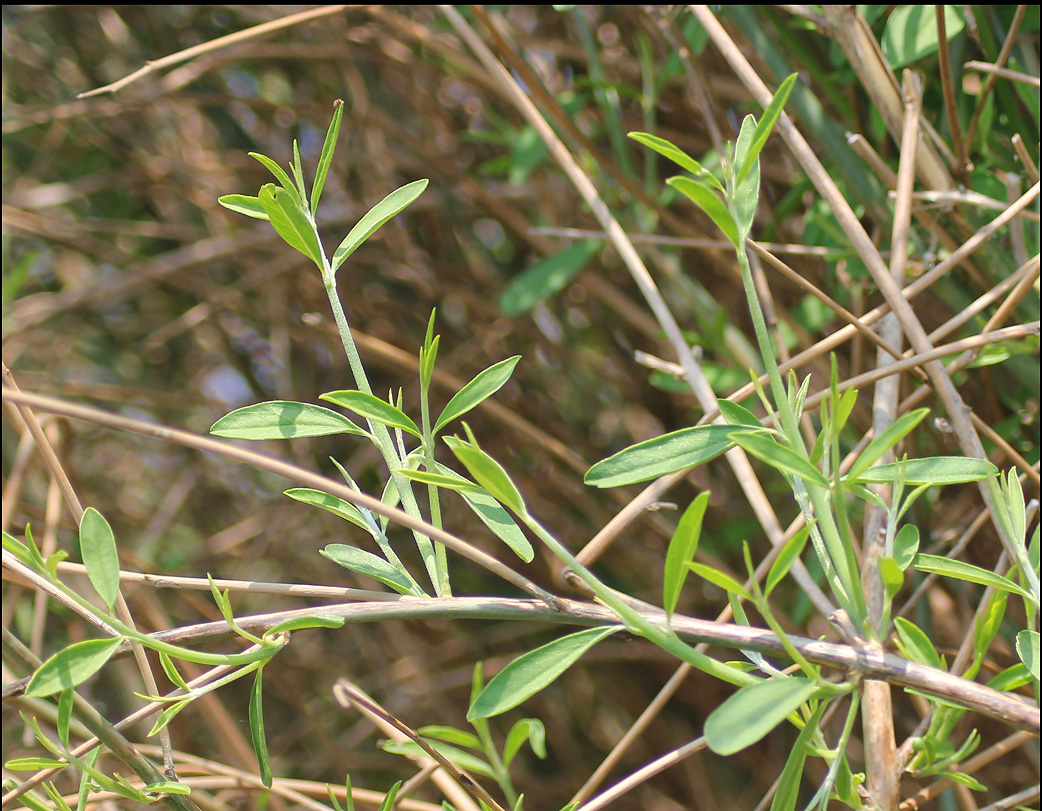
[468,627,618,720]
[504,718,547,767]
[892,524,919,570]
[250,669,272,788]
[284,488,372,534]
[766,525,811,597]
[770,702,825,811]
[731,432,828,486]
[894,617,942,669]
[320,544,424,596]
[663,492,711,619]
[218,194,270,220]
[1016,630,1039,681]
[882,5,965,67]
[499,241,600,316]
[211,401,367,440]
[705,677,817,755]
[667,176,739,248]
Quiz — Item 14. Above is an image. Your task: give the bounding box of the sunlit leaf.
[1016,630,1039,681]
[79,507,119,613]
[434,356,521,433]
[321,390,421,437]
[320,544,424,596]
[668,176,739,248]
[847,457,995,485]
[585,425,742,488]
[845,409,930,482]
[628,132,724,191]
[705,677,817,755]
[331,179,429,273]
[912,554,1034,601]
[663,492,710,620]
[250,668,272,788]
[735,73,798,186]
[218,194,270,220]
[26,638,123,697]
[211,401,368,440]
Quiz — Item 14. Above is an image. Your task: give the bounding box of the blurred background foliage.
[3,5,1039,809]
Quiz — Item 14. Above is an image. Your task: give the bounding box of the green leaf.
[211,401,368,440]
[730,114,760,242]
[250,152,300,201]
[503,718,546,767]
[79,507,119,613]
[845,409,930,482]
[882,5,965,68]
[392,468,482,492]
[284,488,372,534]
[249,668,272,788]
[258,184,323,266]
[766,525,811,597]
[148,699,192,737]
[312,100,344,215]
[892,524,919,570]
[26,638,123,697]
[704,677,817,755]
[265,615,346,636]
[663,492,711,619]
[218,194,270,220]
[628,132,724,192]
[321,390,421,437]
[736,73,798,186]
[468,627,618,720]
[57,688,73,750]
[667,176,739,248]
[499,242,600,316]
[879,556,904,603]
[912,554,1034,601]
[718,399,762,428]
[848,457,995,485]
[159,651,190,691]
[730,432,828,486]
[444,432,526,515]
[320,545,424,596]
[4,758,69,770]
[457,485,534,562]
[893,617,943,669]
[584,424,740,488]
[417,725,482,749]
[770,702,825,811]
[381,740,495,779]
[688,562,751,600]
[331,179,429,274]
[434,356,521,433]
[1016,630,1039,681]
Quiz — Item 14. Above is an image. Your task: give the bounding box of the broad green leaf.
[503,718,546,767]
[893,617,943,669]
[688,562,751,600]
[79,507,119,613]
[667,176,739,248]
[717,399,761,428]
[250,152,301,201]
[731,432,828,486]
[312,99,344,215]
[770,702,825,811]
[321,390,421,437]
[628,132,724,192]
[1016,630,1039,681]
[912,554,1034,601]
[331,179,429,273]
[882,5,965,68]
[499,242,600,316]
[444,433,526,515]
[468,626,618,720]
[249,669,272,788]
[258,184,323,266]
[381,740,495,779]
[879,556,904,603]
[845,409,930,482]
[284,488,372,534]
[848,457,995,485]
[218,194,270,220]
[434,356,521,433]
[211,401,368,440]
[736,73,798,186]
[766,525,811,597]
[704,677,817,755]
[987,662,1032,692]
[26,638,123,697]
[584,424,740,488]
[320,544,424,596]
[663,492,711,619]
[265,615,346,636]
[417,725,482,749]
[892,524,920,570]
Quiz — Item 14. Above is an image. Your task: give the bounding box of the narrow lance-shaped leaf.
[312,99,344,215]
[730,432,829,486]
[468,626,618,720]
[688,562,752,600]
[730,114,760,242]
[331,179,429,274]
[585,424,743,488]
[79,507,120,613]
[628,132,724,192]
[770,702,826,811]
[663,492,710,620]
[26,638,123,697]
[499,242,600,316]
[849,457,995,485]
[320,390,421,437]
[704,677,818,755]
[320,544,425,597]
[284,488,373,535]
[845,408,930,482]
[912,554,1035,602]
[667,176,739,248]
[250,152,300,203]
[258,184,323,267]
[218,194,270,220]
[211,401,367,440]
[735,73,798,186]
[434,355,521,433]
[766,525,811,597]
[250,668,272,788]
[1016,630,1039,681]
[444,429,526,515]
